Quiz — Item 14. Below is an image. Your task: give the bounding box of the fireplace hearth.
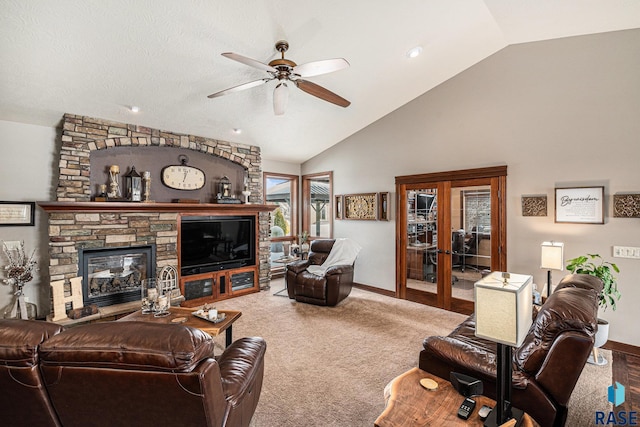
[78,245,156,307]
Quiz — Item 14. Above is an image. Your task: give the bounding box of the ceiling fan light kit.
[208,40,350,115]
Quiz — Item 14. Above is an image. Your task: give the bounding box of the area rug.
[209,280,611,426]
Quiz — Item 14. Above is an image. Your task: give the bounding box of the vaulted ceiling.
[1,1,639,163]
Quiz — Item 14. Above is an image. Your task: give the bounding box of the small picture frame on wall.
[521,195,547,217]
[555,186,604,224]
[0,201,35,226]
[335,195,343,219]
[378,192,390,221]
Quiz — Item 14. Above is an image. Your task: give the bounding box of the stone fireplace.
[42,114,272,314]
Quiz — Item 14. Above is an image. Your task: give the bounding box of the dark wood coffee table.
[375,368,536,427]
[120,307,242,347]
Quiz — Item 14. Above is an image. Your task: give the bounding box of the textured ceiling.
[1,1,639,163]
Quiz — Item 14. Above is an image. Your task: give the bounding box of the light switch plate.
[613,246,640,259]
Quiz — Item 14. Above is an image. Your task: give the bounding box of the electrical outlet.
[613,246,640,259]
[2,241,21,251]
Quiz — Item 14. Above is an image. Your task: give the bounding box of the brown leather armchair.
[285,239,355,306]
[0,319,64,427]
[37,321,266,427]
[419,274,602,427]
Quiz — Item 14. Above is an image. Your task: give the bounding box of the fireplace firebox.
[78,245,156,307]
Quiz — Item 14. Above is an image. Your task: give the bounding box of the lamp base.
[483,404,525,427]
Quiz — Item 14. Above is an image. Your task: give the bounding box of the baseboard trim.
[603,340,640,357]
[353,282,396,298]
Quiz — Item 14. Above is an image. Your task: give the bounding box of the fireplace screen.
[79,245,156,307]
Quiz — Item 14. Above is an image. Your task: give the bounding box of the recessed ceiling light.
[406,46,423,59]
[130,106,140,113]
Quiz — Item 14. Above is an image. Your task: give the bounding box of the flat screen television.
[180,215,255,276]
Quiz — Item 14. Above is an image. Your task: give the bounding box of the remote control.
[478,404,492,420]
[457,397,476,420]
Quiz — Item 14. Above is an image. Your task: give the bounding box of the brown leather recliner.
[0,319,64,427]
[285,239,354,306]
[36,321,266,427]
[419,274,602,427]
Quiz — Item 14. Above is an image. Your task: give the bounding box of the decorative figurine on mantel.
[242,176,251,204]
[216,175,242,204]
[1,241,38,319]
[108,164,122,198]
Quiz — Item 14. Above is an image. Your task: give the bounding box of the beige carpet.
[209,279,612,426]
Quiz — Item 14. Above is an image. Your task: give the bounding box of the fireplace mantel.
[39,201,275,214]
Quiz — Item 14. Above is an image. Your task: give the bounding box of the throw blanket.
[307,238,362,277]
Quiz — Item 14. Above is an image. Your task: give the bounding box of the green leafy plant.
[566,253,621,311]
[273,207,289,234]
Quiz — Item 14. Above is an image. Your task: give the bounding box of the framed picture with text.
[555,186,604,224]
[0,201,35,226]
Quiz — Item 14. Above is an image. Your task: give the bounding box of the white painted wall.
[0,120,58,316]
[302,30,640,346]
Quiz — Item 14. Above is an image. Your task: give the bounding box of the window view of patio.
[303,172,332,239]
[264,172,298,275]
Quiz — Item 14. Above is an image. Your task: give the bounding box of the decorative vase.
[587,318,609,366]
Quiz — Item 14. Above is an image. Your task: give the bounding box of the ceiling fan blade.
[273,82,289,116]
[293,58,349,77]
[222,52,278,73]
[295,80,351,108]
[207,78,272,98]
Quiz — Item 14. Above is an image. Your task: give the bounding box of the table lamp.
[540,241,564,297]
[475,272,533,427]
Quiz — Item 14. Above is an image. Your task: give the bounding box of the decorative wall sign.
[378,192,390,221]
[555,186,604,224]
[613,193,640,218]
[335,195,343,219]
[0,201,35,226]
[521,195,547,216]
[344,193,378,220]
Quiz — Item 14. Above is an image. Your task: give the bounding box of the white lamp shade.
[475,272,533,347]
[540,241,564,270]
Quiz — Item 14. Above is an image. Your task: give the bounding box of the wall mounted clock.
[161,155,205,190]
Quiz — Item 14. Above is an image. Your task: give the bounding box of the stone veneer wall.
[49,114,271,288]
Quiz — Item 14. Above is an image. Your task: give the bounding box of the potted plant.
[565,253,621,365]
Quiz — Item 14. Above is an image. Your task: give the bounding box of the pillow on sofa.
[514,287,598,374]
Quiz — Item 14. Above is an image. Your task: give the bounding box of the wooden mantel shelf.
[38,201,276,213]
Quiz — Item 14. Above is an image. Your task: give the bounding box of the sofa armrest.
[534,331,594,406]
[286,260,310,274]
[325,265,354,276]
[217,337,266,405]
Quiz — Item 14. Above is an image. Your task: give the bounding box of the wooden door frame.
[395,166,507,314]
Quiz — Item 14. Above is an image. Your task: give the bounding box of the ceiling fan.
[207,40,351,115]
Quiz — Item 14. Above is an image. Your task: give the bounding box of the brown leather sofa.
[419,274,602,427]
[0,319,266,427]
[285,239,354,306]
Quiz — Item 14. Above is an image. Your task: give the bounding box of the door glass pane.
[450,185,491,302]
[308,176,331,238]
[406,188,438,292]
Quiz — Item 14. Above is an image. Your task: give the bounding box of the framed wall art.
[378,192,390,221]
[613,193,640,218]
[343,193,378,220]
[334,195,343,219]
[555,186,604,224]
[521,195,547,216]
[0,201,35,226]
